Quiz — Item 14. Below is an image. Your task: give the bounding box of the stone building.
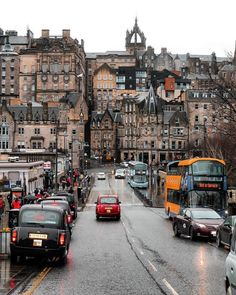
[90,109,121,161]
[19,29,86,104]
[0,40,20,99]
[110,85,189,164]
[0,92,87,171]
[93,63,117,112]
[185,89,219,156]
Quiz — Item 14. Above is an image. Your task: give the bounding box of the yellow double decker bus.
[164,158,228,218]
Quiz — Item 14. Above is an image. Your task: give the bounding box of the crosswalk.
[85,203,144,207]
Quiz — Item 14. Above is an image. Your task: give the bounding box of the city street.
[0,167,229,294]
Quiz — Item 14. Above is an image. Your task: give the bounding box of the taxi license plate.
[33,239,42,247]
[29,233,48,239]
[211,231,216,236]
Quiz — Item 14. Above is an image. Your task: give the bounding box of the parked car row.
[9,190,78,265]
[172,207,236,294]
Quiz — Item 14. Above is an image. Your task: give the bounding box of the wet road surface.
[0,169,229,294]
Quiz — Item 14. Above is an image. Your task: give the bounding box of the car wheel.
[96,215,100,221]
[216,232,222,247]
[19,255,26,263]
[226,285,232,295]
[59,251,68,265]
[173,223,180,237]
[190,227,196,241]
[10,252,18,263]
[116,215,120,221]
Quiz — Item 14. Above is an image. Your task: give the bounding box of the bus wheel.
[173,223,180,237]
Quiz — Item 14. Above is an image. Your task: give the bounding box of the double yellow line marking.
[22,266,52,295]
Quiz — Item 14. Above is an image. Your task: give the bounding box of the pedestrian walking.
[7,192,12,209]
[0,195,5,222]
[12,197,21,209]
[157,174,161,187]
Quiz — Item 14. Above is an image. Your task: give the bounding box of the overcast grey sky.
[1,0,235,57]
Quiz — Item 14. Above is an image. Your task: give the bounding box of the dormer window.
[35,112,40,123]
[19,112,24,122]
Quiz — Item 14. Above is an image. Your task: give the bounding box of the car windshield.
[100,197,117,204]
[20,210,61,228]
[191,210,222,219]
[116,169,125,174]
[41,201,69,210]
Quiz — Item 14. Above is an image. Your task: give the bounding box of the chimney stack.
[41,29,49,38]
[62,29,70,38]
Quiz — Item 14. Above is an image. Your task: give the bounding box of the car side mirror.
[224,223,231,227]
[119,201,121,204]
[94,201,97,204]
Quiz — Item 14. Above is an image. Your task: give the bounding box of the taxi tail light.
[59,233,66,246]
[11,230,17,243]
[67,215,72,224]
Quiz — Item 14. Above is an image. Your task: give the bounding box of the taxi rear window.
[20,210,61,228]
[100,197,117,204]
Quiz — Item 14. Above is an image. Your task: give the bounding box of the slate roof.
[59,92,79,108]
[7,104,58,121]
[86,51,133,59]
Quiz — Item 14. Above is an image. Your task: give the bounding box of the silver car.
[225,225,236,294]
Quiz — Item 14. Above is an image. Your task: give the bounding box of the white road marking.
[162,278,179,295]
[147,260,157,272]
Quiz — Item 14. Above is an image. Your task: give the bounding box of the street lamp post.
[55,120,59,192]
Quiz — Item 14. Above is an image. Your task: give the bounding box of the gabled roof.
[94,63,116,75]
[138,85,164,115]
[91,109,122,125]
[163,110,188,125]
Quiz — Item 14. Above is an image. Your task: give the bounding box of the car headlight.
[195,223,206,228]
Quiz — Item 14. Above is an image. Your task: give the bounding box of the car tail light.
[59,233,65,246]
[67,215,72,224]
[11,230,17,243]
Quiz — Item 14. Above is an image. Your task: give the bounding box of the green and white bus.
[127,161,148,189]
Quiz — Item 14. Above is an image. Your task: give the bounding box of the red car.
[95,195,121,220]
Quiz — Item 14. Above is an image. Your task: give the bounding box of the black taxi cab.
[10,204,71,264]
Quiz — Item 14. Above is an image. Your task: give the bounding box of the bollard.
[0,232,10,256]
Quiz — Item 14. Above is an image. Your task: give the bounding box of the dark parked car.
[10,204,71,264]
[216,215,236,248]
[39,200,73,235]
[52,191,78,219]
[95,195,121,220]
[173,208,224,241]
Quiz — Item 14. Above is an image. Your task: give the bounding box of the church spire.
[125,18,146,55]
